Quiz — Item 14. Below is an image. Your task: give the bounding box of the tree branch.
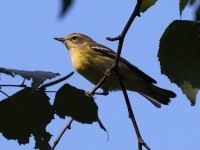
[117,75,151,150]
[87,0,143,95]
[40,72,74,90]
[0,90,9,97]
[51,118,74,150]
[87,0,151,150]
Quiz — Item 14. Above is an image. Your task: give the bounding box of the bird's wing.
[90,43,157,84]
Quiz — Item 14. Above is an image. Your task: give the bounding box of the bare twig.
[0,84,27,88]
[0,78,26,88]
[40,72,74,90]
[0,72,74,91]
[0,90,9,97]
[21,78,26,85]
[51,118,74,150]
[88,0,151,150]
[117,75,151,150]
[86,69,111,95]
[87,0,143,95]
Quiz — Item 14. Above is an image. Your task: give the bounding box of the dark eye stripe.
[71,36,77,41]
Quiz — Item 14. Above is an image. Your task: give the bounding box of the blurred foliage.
[195,5,200,21]
[60,0,73,17]
[189,0,200,21]
[158,20,200,105]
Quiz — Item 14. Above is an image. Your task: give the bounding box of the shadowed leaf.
[181,81,198,106]
[54,84,106,131]
[0,88,54,150]
[158,20,200,105]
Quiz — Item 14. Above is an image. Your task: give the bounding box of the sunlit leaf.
[158,20,200,105]
[181,81,198,106]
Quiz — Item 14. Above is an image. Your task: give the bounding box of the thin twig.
[0,72,74,90]
[21,78,26,85]
[0,90,9,97]
[88,0,143,95]
[51,118,74,150]
[110,0,151,149]
[107,0,142,68]
[88,0,151,150]
[0,84,27,88]
[0,78,27,88]
[87,69,111,95]
[117,75,151,150]
[40,72,74,90]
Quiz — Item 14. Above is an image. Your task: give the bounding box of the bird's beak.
[53,37,65,43]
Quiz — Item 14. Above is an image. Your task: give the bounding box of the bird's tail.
[140,85,176,108]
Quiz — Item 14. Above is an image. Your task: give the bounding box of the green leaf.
[60,0,73,17]
[0,88,54,150]
[140,0,157,13]
[158,20,200,105]
[179,0,189,16]
[181,81,198,106]
[54,84,106,131]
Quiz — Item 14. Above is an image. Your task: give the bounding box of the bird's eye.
[71,36,77,41]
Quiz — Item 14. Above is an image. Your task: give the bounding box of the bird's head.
[54,33,94,50]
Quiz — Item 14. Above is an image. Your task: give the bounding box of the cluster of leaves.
[1,0,200,149]
[0,69,106,150]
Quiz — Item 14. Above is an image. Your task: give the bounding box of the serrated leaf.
[0,88,54,150]
[140,0,157,13]
[158,20,200,105]
[0,67,60,88]
[53,84,106,131]
[180,0,189,16]
[181,81,198,106]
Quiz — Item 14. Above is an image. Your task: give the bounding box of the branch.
[88,0,151,150]
[117,75,150,150]
[0,72,74,93]
[0,84,27,88]
[51,118,74,150]
[0,90,9,97]
[88,0,143,95]
[40,72,74,90]
[107,0,142,68]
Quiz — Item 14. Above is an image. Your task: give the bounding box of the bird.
[54,33,176,108]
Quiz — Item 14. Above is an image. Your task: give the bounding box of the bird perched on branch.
[54,33,176,108]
